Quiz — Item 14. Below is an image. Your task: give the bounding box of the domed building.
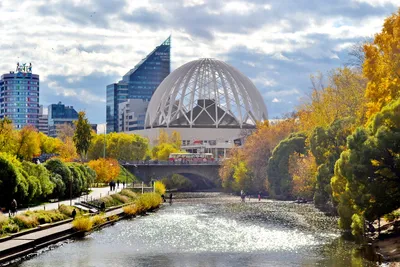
[133,58,268,158]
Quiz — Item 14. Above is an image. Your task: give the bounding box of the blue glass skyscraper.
[106,36,171,133]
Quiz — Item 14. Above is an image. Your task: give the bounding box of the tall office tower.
[0,63,40,129]
[38,105,49,135]
[48,102,78,137]
[106,36,171,133]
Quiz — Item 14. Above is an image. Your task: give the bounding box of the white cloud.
[272,98,280,103]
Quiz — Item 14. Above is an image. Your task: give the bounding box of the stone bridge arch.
[123,164,221,187]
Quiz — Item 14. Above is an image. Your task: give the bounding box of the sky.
[0,0,399,132]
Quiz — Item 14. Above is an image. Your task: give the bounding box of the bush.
[0,212,8,228]
[2,223,19,234]
[59,205,81,217]
[154,181,166,195]
[72,216,92,232]
[13,214,39,229]
[24,210,68,224]
[123,204,138,216]
[120,189,137,199]
[384,211,400,222]
[91,215,106,227]
[111,194,130,204]
[135,193,162,213]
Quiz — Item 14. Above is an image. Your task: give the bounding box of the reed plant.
[122,204,138,216]
[120,189,137,199]
[91,215,106,227]
[110,194,131,204]
[72,216,93,232]
[13,214,39,229]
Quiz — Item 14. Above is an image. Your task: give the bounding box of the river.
[14,193,378,267]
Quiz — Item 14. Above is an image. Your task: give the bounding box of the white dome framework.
[145,58,268,129]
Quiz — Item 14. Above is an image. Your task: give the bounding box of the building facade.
[106,36,171,133]
[38,105,48,135]
[48,102,78,137]
[134,58,268,159]
[118,99,148,132]
[0,63,40,129]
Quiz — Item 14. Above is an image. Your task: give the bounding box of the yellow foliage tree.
[59,136,78,162]
[87,158,120,183]
[15,125,40,160]
[0,118,17,154]
[297,68,367,131]
[363,9,400,118]
[169,131,182,150]
[288,152,317,199]
[157,129,169,145]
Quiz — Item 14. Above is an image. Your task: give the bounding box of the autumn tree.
[59,136,78,162]
[0,117,16,154]
[169,131,182,150]
[57,123,75,142]
[363,9,400,118]
[15,125,40,161]
[88,158,120,183]
[38,132,63,154]
[73,111,93,159]
[297,67,367,131]
[288,152,317,199]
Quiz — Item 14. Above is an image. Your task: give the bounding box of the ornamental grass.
[72,216,93,232]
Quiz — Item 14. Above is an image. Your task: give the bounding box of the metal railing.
[120,160,221,166]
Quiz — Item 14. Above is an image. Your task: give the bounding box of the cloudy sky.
[1,0,399,130]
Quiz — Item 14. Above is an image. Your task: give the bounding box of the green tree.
[266,132,307,199]
[336,98,400,224]
[21,161,54,198]
[73,111,93,159]
[0,153,27,207]
[44,158,72,198]
[0,117,16,154]
[310,118,354,208]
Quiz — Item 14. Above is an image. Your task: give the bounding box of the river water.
[15,193,378,267]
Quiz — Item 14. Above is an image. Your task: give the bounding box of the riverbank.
[0,206,125,266]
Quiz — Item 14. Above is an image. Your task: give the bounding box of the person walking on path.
[71,209,77,219]
[169,193,173,204]
[258,192,261,202]
[9,199,17,217]
[122,181,125,188]
[109,181,113,191]
[117,180,120,188]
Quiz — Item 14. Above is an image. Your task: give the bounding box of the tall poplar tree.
[73,111,92,160]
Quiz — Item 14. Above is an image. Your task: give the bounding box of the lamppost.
[69,176,72,206]
[103,127,106,158]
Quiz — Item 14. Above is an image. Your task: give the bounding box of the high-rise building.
[48,102,78,137]
[38,105,48,135]
[118,99,148,132]
[106,36,171,133]
[0,63,39,129]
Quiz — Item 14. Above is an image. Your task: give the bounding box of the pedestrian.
[100,202,106,212]
[169,193,173,204]
[109,181,112,191]
[122,181,126,188]
[258,192,261,202]
[71,208,77,219]
[161,194,166,202]
[117,180,120,188]
[9,199,17,217]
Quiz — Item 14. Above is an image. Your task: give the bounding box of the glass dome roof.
[145,58,268,129]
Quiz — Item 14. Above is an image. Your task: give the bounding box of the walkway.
[18,186,125,213]
[0,206,126,264]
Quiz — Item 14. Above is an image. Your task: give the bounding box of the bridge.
[122,161,222,188]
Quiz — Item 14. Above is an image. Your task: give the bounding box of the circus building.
[132,58,268,159]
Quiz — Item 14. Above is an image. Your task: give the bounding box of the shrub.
[13,214,39,229]
[154,181,166,195]
[58,205,82,217]
[384,211,400,222]
[0,212,9,228]
[72,216,92,232]
[91,215,106,227]
[2,223,19,234]
[25,210,68,224]
[111,193,130,204]
[123,204,138,216]
[135,193,162,214]
[120,189,137,199]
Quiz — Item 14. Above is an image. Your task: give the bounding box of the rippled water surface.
[15,193,377,267]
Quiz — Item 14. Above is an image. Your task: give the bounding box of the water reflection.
[15,193,377,267]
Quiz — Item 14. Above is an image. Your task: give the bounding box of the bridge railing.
[120,160,222,166]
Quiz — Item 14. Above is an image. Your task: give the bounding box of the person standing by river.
[169,193,173,204]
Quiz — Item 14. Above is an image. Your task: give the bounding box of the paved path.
[0,207,125,260]
[18,186,126,213]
